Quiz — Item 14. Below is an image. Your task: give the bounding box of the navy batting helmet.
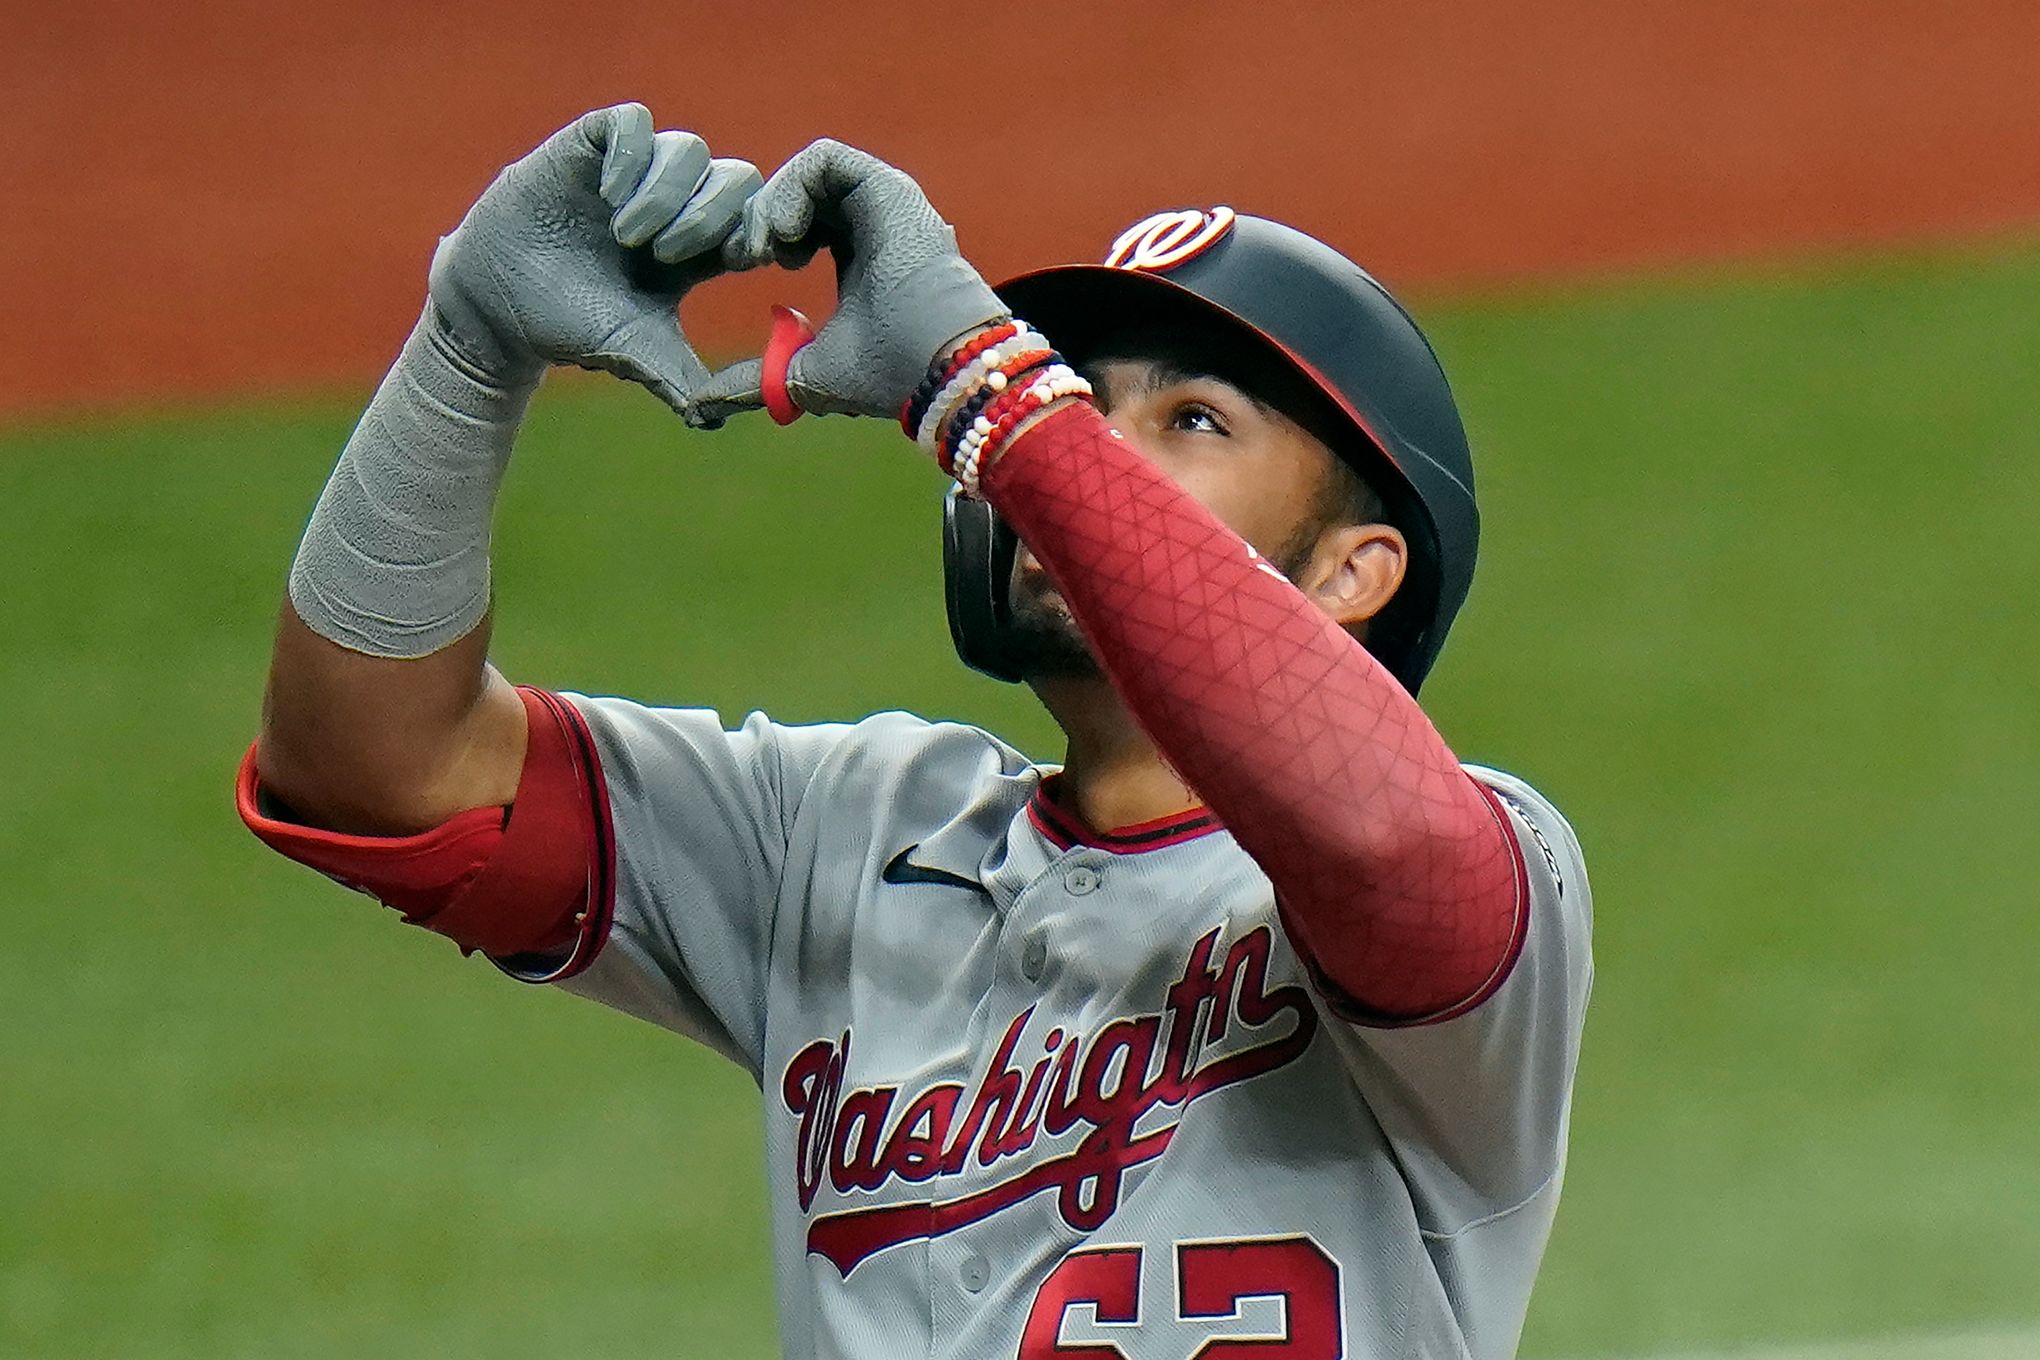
[943,207,1479,696]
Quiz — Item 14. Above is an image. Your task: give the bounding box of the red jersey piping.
[1024,773,1224,854]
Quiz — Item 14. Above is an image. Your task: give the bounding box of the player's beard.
[1005,560,1103,681]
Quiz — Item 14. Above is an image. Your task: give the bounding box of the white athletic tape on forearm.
[287,303,539,658]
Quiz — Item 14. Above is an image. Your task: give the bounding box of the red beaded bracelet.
[936,347,1056,456]
[947,366,1095,490]
[934,349,1057,471]
[898,321,1024,434]
[947,382,1053,476]
[941,321,1022,383]
[952,389,1059,490]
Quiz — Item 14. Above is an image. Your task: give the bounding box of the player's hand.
[425,102,763,412]
[685,139,1010,428]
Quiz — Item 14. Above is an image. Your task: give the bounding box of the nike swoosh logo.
[881,845,982,892]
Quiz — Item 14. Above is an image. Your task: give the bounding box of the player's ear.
[1300,522,1407,629]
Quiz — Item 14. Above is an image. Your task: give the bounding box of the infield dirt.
[4,2,2038,415]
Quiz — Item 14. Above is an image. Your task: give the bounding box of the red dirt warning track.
[3,2,2037,415]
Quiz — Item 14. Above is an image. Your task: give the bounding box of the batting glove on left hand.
[685,139,1010,428]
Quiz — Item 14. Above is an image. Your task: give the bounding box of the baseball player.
[240,104,1592,1359]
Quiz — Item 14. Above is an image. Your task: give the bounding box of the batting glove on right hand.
[685,139,1010,428]
[426,102,762,412]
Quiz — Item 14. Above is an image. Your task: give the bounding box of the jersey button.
[1021,931,1049,983]
[1064,865,1101,896]
[959,1249,989,1293]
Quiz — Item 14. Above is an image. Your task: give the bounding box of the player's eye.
[1170,401,1229,436]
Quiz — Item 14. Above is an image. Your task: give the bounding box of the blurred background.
[3,3,2037,1357]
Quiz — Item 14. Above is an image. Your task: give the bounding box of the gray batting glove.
[426,102,763,412]
[685,139,1010,428]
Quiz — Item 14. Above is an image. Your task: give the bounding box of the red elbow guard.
[237,687,611,973]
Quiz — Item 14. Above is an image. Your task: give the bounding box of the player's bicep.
[1321,774,1594,1225]
[257,605,530,837]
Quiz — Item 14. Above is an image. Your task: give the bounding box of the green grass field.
[4,243,2037,1359]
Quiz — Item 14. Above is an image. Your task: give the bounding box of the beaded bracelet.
[938,347,1057,460]
[907,319,1035,438]
[959,365,1088,462]
[929,319,1020,393]
[919,332,1051,449]
[900,320,1022,435]
[915,335,1036,452]
[955,365,1057,456]
[946,361,1086,483]
[951,366,1095,497]
[916,337,1054,456]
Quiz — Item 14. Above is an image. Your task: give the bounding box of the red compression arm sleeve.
[237,686,612,977]
[981,403,1528,1022]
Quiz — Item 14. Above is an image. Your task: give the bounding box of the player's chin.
[1006,577,1101,681]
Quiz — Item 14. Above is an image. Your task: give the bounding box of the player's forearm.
[982,402,1525,1020]
[255,104,755,839]
[256,308,535,836]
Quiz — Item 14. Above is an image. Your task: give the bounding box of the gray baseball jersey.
[507,695,1593,1360]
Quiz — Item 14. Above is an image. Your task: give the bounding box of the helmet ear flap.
[942,489,1028,683]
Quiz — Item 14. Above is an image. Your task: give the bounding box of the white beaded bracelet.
[952,367,1095,498]
[951,363,1077,466]
[915,326,1050,456]
[919,334,1051,456]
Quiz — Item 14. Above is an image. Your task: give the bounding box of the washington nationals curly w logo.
[779,923,1316,1275]
[1104,206,1238,272]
